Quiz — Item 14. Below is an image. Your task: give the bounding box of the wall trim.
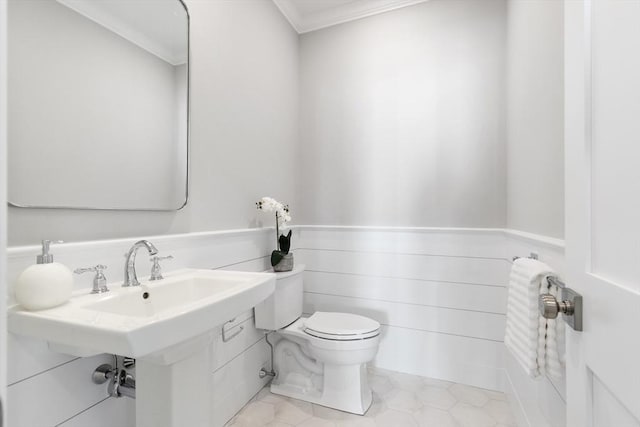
[501,229,565,250]
[273,0,431,34]
[7,227,275,255]
[8,224,565,255]
[296,225,565,248]
[56,0,187,65]
[295,224,504,234]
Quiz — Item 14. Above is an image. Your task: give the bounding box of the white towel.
[504,258,565,380]
[538,276,565,380]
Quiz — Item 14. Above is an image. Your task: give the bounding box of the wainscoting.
[293,226,566,427]
[295,227,509,391]
[6,226,566,427]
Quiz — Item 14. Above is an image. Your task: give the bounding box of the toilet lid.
[304,312,380,340]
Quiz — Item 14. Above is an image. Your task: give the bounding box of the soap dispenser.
[15,240,73,310]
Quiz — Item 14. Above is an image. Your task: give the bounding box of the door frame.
[564,0,591,425]
[0,0,8,424]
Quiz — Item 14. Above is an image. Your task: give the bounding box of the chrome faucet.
[123,240,158,287]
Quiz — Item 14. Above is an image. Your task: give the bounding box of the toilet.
[254,264,380,415]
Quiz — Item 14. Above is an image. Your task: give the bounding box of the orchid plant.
[256,197,292,267]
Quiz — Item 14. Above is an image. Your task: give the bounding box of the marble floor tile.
[449,384,491,407]
[484,400,517,426]
[383,388,423,413]
[388,372,426,393]
[449,402,498,427]
[415,385,457,411]
[422,377,454,389]
[225,369,516,427]
[335,417,377,427]
[374,409,419,427]
[274,399,314,425]
[298,418,336,427]
[413,406,458,427]
[265,422,295,427]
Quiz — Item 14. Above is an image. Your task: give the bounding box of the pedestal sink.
[8,269,276,427]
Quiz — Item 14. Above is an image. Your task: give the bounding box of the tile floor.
[225,367,517,427]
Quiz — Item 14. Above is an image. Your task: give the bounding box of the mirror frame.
[8,0,190,212]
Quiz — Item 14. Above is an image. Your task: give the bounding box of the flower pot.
[273,253,294,272]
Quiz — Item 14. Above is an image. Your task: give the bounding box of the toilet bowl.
[254,265,381,415]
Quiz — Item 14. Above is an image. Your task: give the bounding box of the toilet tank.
[254,264,305,330]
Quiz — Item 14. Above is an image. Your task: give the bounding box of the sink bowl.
[8,268,276,358]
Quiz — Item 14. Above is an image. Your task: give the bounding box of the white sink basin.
[8,268,275,358]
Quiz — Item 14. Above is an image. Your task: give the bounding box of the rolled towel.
[539,276,565,380]
[505,258,564,379]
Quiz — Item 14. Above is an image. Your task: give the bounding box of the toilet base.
[271,363,372,415]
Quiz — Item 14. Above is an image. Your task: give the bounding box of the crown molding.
[273,0,430,34]
[272,0,303,33]
[56,0,187,65]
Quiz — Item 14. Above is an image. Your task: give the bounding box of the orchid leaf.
[279,230,292,254]
[271,250,285,266]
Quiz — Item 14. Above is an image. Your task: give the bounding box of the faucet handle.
[149,255,173,281]
[74,264,109,294]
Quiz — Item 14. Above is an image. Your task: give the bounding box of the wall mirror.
[8,0,189,210]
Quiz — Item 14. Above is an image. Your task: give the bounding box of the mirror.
[7,0,189,210]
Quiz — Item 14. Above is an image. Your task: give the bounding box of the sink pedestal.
[136,333,213,427]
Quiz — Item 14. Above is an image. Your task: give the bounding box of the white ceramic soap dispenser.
[15,240,73,310]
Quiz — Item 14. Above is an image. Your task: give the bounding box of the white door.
[565,1,640,426]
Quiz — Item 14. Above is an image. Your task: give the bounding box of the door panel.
[590,0,640,290]
[593,375,640,427]
[565,0,640,426]
[582,274,640,423]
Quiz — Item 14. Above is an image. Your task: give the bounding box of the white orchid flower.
[256,197,291,227]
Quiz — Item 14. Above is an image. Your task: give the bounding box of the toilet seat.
[303,312,380,341]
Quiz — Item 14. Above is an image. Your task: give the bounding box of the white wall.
[7,0,299,246]
[505,0,564,238]
[297,0,507,228]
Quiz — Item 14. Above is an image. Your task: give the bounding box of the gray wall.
[505,0,564,238]
[296,0,507,228]
[8,0,299,246]
[8,0,566,246]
